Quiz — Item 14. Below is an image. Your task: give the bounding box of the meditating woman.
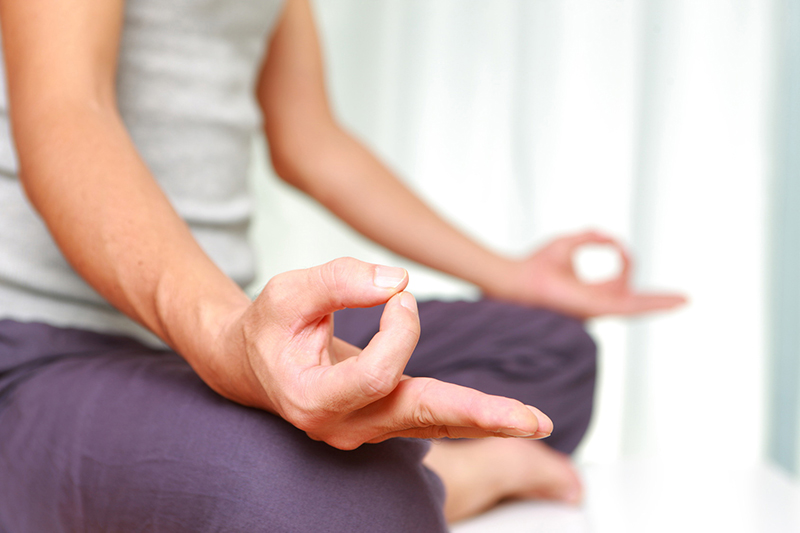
[0,0,684,530]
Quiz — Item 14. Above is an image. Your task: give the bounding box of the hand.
[485,231,687,319]
[214,258,552,450]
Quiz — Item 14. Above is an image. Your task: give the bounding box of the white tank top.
[0,0,284,345]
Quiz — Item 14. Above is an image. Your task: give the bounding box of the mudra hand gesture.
[485,230,687,319]
[214,257,552,450]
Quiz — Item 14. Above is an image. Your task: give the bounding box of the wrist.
[475,256,522,300]
[154,275,258,405]
[198,298,267,407]
[477,257,550,308]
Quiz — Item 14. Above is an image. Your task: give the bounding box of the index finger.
[304,291,420,414]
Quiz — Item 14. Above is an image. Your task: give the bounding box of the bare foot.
[423,438,582,523]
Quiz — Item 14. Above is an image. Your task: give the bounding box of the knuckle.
[410,379,437,427]
[323,257,351,283]
[413,403,436,428]
[318,258,356,308]
[259,275,293,309]
[431,426,456,439]
[361,367,397,399]
[328,256,357,274]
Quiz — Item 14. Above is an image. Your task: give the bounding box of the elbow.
[263,118,340,200]
[266,139,306,191]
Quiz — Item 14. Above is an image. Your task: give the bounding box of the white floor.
[451,459,800,533]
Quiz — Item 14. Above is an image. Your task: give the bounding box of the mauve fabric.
[0,321,446,533]
[0,299,596,532]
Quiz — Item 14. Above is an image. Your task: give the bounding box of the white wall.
[250,0,773,466]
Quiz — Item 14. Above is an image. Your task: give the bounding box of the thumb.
[261,257,409,325]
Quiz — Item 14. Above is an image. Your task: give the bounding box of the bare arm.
[259,0,516,294]
[258,0,686,318]
[0,0,248,367]
[1,0,548,448]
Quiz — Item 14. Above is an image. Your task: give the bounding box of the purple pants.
[0,300,595,532]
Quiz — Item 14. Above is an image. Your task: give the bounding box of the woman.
[0,0,683,530]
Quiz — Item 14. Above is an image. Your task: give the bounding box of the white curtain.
[251,0,773,466]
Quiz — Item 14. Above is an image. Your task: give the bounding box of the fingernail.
[399,291,417,312]
[374,266,407,289]
[527,405,553,437]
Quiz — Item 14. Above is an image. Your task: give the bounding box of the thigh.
[336,300,597,454]
[0,327,446,533]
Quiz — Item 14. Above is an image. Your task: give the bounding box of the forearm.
[14,103,251,392]
[1,0,257,405]
[271,124,516,294]
[257,0,515,295]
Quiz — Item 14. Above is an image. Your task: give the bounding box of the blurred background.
[249,0,800,476]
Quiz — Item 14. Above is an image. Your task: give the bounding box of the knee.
[532,308,597,374]
[491,302,597,381]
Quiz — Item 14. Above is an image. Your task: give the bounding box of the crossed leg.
[0,323,448,533]
[0,297,596,530]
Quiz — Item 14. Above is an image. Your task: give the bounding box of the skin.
[258,1,685,322]
[0,0,686,523]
